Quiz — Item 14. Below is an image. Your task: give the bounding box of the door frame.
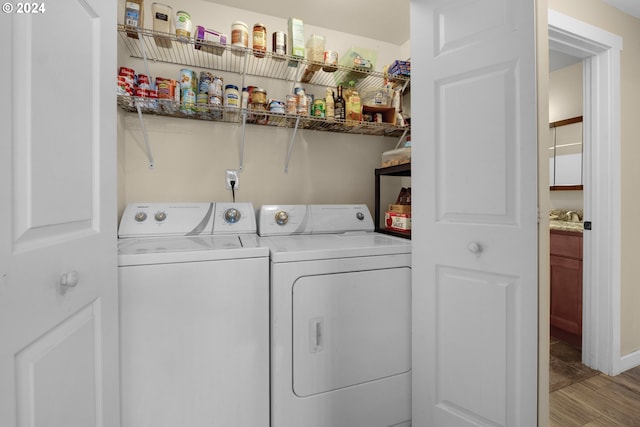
[548,10,626,375]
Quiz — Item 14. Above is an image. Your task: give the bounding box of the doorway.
[548,51,586,390]
[547,10,623,375]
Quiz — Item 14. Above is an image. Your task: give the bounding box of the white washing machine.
[118,202,269,427]
[258,204,412,427]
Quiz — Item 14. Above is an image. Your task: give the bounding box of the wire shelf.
[117,95,407,138]
[118,25,410,92]
[118,25,410,170]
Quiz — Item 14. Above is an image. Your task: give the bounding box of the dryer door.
[292,267,411,397]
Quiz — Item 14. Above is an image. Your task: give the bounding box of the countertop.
[550,220,583,233]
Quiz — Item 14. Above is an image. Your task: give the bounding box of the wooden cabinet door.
[550,231,583,348]
[550,255,583,334]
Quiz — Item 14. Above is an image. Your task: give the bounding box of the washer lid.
[261,232,411,263]
[118,235,269,266]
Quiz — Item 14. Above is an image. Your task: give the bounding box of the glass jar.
[252,23,267,58]
[249,102,268,125]
[251,88,267,104]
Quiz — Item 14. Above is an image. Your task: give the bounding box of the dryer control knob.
[356,212,365,220]
[134,212,147,222]
[275,210,289,225]
[154,211,167,222]
[224,208,241,223]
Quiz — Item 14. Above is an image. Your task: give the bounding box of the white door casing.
[411,0,538,425]
[548,10,624,376]
[0,2,118,427]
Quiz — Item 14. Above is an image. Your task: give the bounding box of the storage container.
[306,34,325,71]
[381,147,411,168]
[361,87,391,107]
[152,3,172,48]
[339,47,378,71]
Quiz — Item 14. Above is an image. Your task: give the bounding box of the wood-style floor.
[549,338,640,426]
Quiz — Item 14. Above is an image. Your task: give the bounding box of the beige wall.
[120,112,397,211]
[549,62,583,122]
[117,0,406,218]
[549,0,640,356]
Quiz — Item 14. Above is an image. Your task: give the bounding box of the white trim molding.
[548,10,624,375]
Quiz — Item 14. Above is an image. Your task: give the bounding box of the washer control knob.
[356,212,365,221]
[154,211,167,222]
[224,208,241,223]
[275,210,289,226]
[134,212,147,222]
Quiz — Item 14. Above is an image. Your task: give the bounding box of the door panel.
[13,3,97,249]
[436,0,513,53]
[0,2,118,426]
[434,267,517,426]
[15,303,100,426]
[411,0,538,425]
[292,268,411,397]
[437,63,517,222]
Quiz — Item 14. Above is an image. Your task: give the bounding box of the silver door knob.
[59,271,79,289]
[467,242,483,254]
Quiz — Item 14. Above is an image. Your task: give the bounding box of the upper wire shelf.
[117,25,410,92]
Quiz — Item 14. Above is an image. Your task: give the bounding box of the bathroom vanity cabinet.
[550,229,583,348]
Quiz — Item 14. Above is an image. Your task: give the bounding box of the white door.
[0,2,118,427]
[411,0,538,426]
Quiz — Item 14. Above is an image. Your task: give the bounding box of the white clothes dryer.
[118,202,269,427]
[258,204,412,427]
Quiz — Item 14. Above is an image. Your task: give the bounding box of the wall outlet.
[225,169,239,190]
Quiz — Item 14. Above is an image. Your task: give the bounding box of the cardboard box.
[389,60,411,77]
[288,18,305,59]
[194,26,227,55]
[385,211,411,231]
[388,204,412,214]
[363,106,396,125]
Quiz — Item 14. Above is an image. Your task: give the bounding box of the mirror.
[549,116,583,190]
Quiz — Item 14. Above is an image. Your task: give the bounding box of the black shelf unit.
[374,163,411,239]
